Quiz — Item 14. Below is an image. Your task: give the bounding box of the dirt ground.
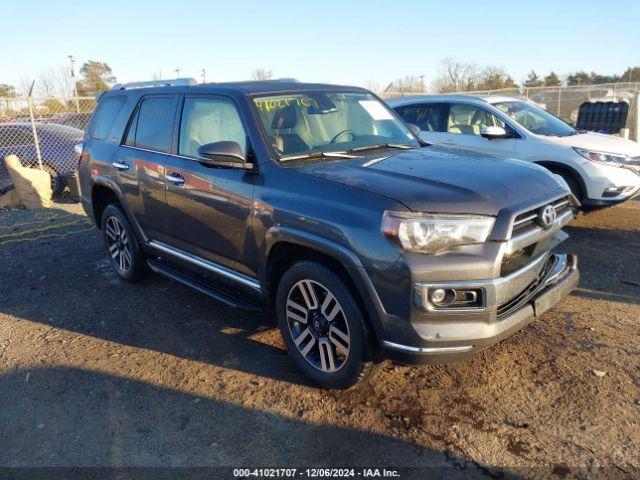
[0,197,638,479]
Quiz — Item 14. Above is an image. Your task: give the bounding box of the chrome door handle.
[165,172,185,185]
[112,162,129,171]
[442,141,457,146]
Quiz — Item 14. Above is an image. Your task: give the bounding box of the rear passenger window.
[88,97,126,140]
[395,103,445,132]
[129,97,176,152]
[397,103,445,132]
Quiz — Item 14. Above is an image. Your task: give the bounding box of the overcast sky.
[3,0,639,90]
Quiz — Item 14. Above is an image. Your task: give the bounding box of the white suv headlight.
[381,212,495,254]
[573,147,629,165]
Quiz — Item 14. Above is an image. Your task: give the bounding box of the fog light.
[430,288,447,304]
[602,185,630,197]
[427,287,483,309]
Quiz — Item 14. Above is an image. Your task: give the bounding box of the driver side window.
[446,103,505,135]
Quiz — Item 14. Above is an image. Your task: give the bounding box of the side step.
[148,259,262,311]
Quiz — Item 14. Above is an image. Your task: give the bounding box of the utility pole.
[419,75,425,93]
[68,54,80,113]
[201,69,206,83]
[174,68,181,78]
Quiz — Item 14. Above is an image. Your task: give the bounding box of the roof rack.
[111,78,198,90]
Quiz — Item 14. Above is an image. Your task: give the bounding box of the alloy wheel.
[286,279,351,373]
[105,216,132,273]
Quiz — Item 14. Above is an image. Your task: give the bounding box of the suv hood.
[298,146,567,216]
[546,131,640,157]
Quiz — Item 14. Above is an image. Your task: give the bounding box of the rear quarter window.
[87,96,126,140]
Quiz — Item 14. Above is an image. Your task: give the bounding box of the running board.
[148,260,261,311]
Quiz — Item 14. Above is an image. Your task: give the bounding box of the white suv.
[388,95,640,208]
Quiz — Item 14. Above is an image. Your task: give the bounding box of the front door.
[163,95,256,277]
[439,103,518,157]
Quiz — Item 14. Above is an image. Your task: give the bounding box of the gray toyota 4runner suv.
[78,79,579,389]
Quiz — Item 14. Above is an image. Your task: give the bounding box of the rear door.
[439,102,518,157]
[162,94,256,277]
[393,102,446,144]
[115,95,178,241]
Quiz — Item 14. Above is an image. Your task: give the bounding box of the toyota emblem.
[538,204,556,229]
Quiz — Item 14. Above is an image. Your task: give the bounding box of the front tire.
[276,260,378,389]
[101,204,148,282]
[555,170,582,204]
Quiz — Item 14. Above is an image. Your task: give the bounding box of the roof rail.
[112,78,198,90]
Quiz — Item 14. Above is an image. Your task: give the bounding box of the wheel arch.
[263,228,386,349]
[534,160,587,201]
[90,176,148,244]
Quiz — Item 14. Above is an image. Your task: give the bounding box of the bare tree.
[252,68,272,80]
[363,80,382,93]
[434,58,480,92]
[387,75,425,93]
[434,58,517,93]
[18,77,35,96]
[37,66,75,98]
[38,70,56,97]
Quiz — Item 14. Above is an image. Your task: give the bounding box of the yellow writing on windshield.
[254,97,319,112]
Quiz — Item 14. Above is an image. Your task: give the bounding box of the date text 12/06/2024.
[233,468,401,478]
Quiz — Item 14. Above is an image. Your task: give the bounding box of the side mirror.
[196,141,253,169]
[407,123,421,137]
[480,126,508,140]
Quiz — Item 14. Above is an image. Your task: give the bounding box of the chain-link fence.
[380,82,640,141]
[2,83,639,199]
[1,96,95,196]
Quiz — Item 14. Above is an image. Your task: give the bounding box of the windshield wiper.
[349,143,413,153]
[279,150,359,162]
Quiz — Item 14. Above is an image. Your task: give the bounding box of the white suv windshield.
[493,100,576,137]
[253,91,418,159]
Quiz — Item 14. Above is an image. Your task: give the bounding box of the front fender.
[262,226,393,349]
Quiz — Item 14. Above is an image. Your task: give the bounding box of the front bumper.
[382,253,579,365]
[581,160,640,206]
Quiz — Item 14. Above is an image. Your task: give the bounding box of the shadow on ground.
[0,366,501,479]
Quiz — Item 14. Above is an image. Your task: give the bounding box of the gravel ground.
[0,198,638,479]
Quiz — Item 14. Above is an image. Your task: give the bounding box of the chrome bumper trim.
[415,251,572,314]
[382,341,473,354]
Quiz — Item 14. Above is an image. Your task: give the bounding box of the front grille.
[511,196,572,236]
[496,255,556,319]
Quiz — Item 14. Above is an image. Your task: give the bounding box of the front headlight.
[573,147,628,165]
[381,211,495,254]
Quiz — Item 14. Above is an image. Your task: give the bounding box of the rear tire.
[100,204,148,282]
[276,260,378,389]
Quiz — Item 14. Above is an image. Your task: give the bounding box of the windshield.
[253,91,419,160]
[493,100,576,137]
